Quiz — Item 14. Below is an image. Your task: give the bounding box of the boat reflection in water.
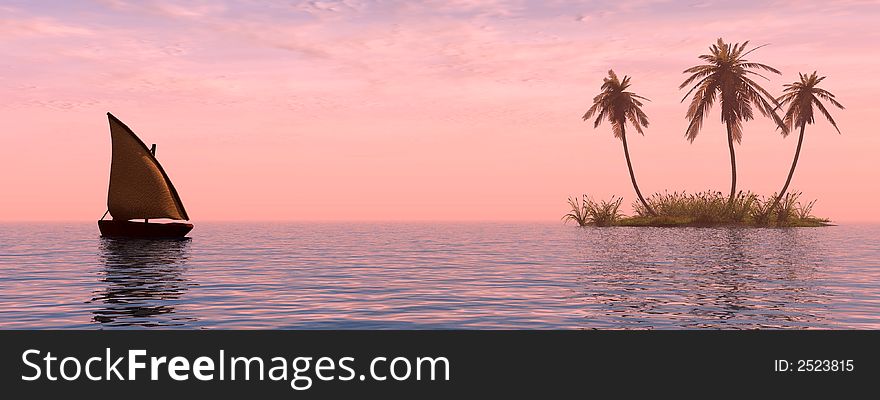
[91,237,194,327]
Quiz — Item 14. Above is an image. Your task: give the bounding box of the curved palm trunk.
[621,127,656,217]
[767,124,806,214]
[726,122,737,205]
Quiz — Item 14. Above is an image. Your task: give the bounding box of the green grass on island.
[563,191,832,228]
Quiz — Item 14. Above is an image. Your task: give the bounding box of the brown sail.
[106,112,189,221]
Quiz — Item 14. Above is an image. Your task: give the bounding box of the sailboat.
[98,112,193,238]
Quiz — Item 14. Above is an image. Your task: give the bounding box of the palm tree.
[767,71,844,214]
[679,38,787,205]
[583,70,657,216]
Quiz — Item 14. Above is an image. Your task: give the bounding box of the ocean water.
[0,222,878,329]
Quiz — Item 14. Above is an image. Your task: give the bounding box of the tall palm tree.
[679,38,787,205]
[767,71,844,214]
[583,70,657,216]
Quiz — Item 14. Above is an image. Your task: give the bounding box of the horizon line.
[3,219,879,224]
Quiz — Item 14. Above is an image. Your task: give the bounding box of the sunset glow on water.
[1,222,878,329]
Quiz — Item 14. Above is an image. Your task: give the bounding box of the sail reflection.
[91,238,194,327]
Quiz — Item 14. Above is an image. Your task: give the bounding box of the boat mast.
[145,144,156,224]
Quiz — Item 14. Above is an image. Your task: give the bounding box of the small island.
[563,191,831,228]
[568,38,843,228]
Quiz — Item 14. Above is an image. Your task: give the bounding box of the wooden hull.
[98,220,193,238]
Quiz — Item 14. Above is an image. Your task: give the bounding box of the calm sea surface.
[0,222,878,329]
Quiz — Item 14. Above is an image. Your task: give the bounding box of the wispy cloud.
[95,0,226,19]
[1,0,879,220]
[0,16,93,37]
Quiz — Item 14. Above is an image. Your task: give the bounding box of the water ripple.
[0,222,878,329]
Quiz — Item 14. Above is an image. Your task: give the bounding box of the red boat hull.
[98,220,193,238]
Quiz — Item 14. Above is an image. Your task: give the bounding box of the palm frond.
[777,71,844,134]
[684,80,718,142]
[582,102,601,121]
[679,38,783,141]
[738,61,780,74]
[812,97,841,133]
[581,69,650,140]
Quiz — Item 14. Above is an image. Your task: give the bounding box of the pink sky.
[1,0,878,222]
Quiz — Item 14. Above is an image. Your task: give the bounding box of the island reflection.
[575,227,831,329]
